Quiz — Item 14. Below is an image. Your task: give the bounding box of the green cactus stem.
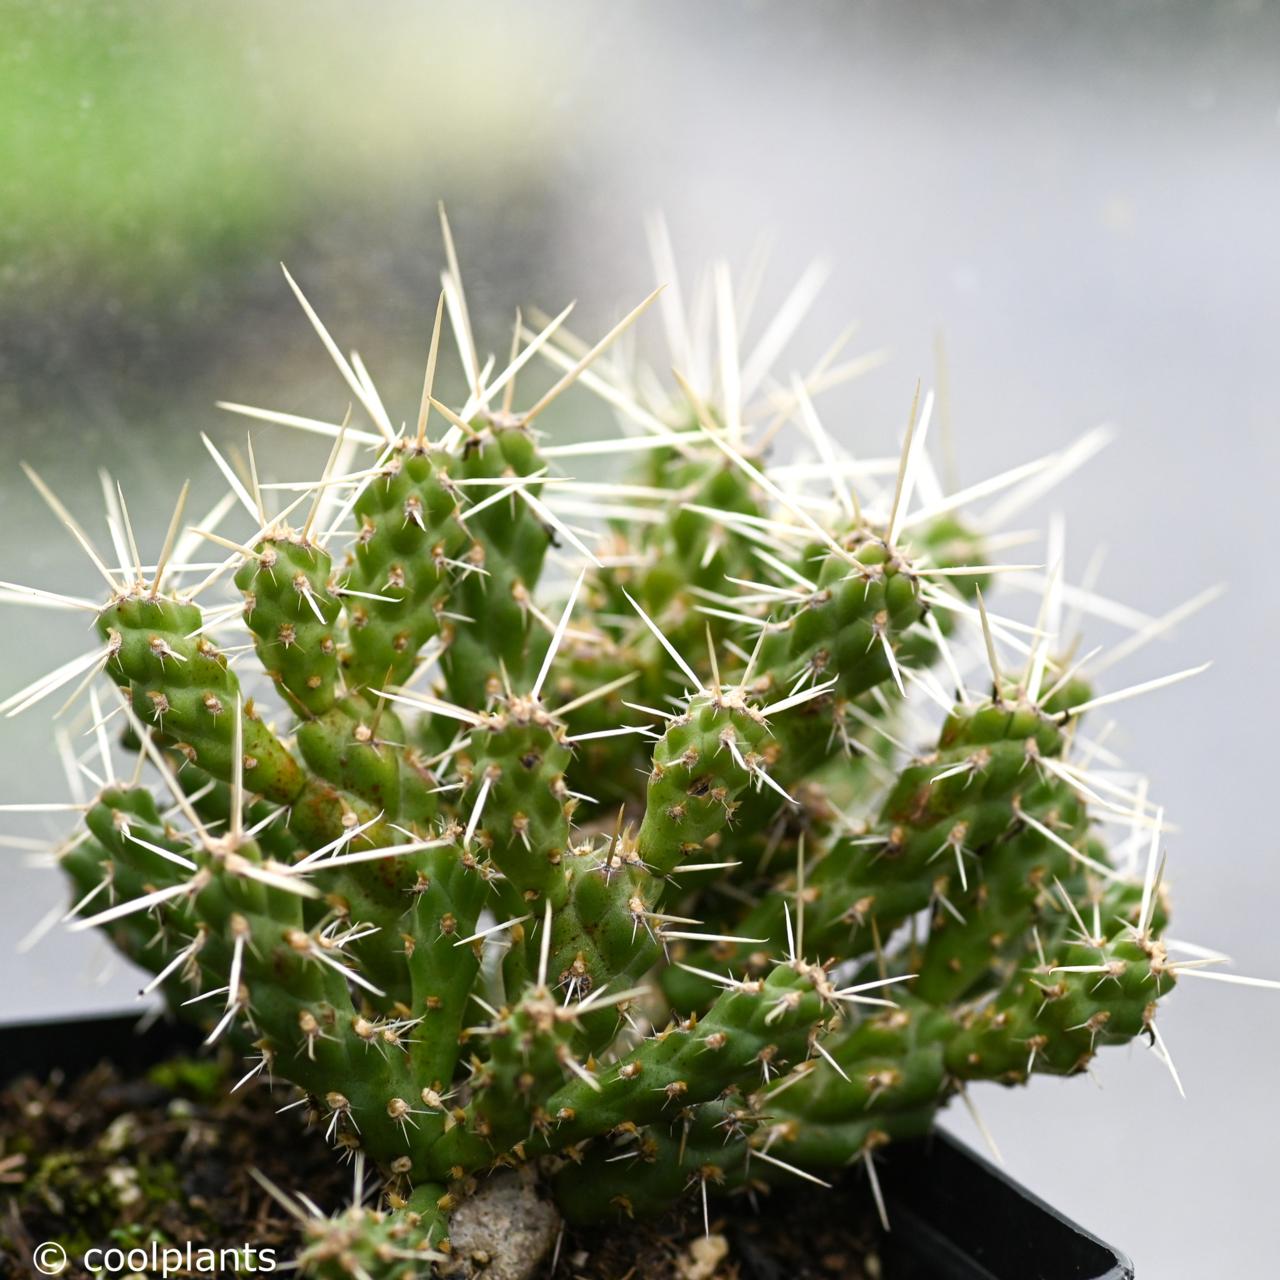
[4,221,1252,1280]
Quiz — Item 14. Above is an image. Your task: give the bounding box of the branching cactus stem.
[5,213,1276,1279]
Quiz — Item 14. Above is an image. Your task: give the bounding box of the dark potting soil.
[0,1052,348,1278]
[0,1052,878,1280]
[544,1192,880,1280]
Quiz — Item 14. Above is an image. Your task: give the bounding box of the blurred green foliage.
[3,4,299,291]
[0,0,559,305]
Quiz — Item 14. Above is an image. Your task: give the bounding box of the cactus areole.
[4,218,1257,1278]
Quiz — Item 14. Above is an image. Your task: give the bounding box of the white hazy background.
[2,3,1277,1275]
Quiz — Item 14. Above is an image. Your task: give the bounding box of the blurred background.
[2,1,1277,1273]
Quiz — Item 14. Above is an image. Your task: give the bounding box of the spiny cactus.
[4,216,1269,1277]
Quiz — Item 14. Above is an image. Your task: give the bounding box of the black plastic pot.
[1,1012,1133,1279]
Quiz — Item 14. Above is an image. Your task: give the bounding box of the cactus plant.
[3,217,1264,1277]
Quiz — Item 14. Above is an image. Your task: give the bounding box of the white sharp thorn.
[1149,1021,1186,1099]
[985,425,1112,527]
[22,462,124,593]
[564,725,659,743]
[453,470,550,523]
[438,202,481,397]
[348,352,395,451]
[200,432,260,519]
[752,764,797,806]
[230,693,244,844]
[959,1087,1004,1165]
[1039,645,1104,707]
[812,1038,850,1082]
[1137,808,1165,938]
[293,812,385,868]
[713,262,742,440]
[18,900,67,953]
[645,211,694,371]
[279,263,396,442]
[311,946,385,997]
[899,664,955,714]
[0,802,90,813]
[678,375,850,559]
[659,930,770,944]
[453,915,531,948]
[571,984,650,1015]
[793,375,856,521]
[69,880,197,931]
[740,260,829,400]
[537,898,554,990]
[463,774,493,849]
[757,677,839,718]
[227,930,247,1010]
[864,1149,890,1233]
[973,587,1002,692]
[1092,585,1226,676]
[750,545,817,592]
[61,877,109,922]
[674,962,752,991]
[1,644,113,718]
[555,672,641,718]
[832,973,917,1001]
[531,571,586,702]
[886,388,934,548]
[204,1002,241,1046]
[483,300,576,409]
[1164,938,1232,962]
[542,431,704,459]
[522,288,663,425]
[292,838,451,873]
[0,835,55,851]
[100,471,135,581]
[751,1148,832,1189]
[249,1168,315,1223]
[302,415,352,542]
[916,563,1041,579]
[371,688,482,726]
[879,632,905,697]
[1172,969,1280,991]
[140,940,201,996]
[217,402,383,448]
[115,694,214,843]
[517,487,603,567]
[124,831,198,872]
[903,454,1055,530]
[1066,664,1212,718]
[0,581,100,613]
[622,590,703,691]
[232,860,323,899]
[1017,811,1120,881]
